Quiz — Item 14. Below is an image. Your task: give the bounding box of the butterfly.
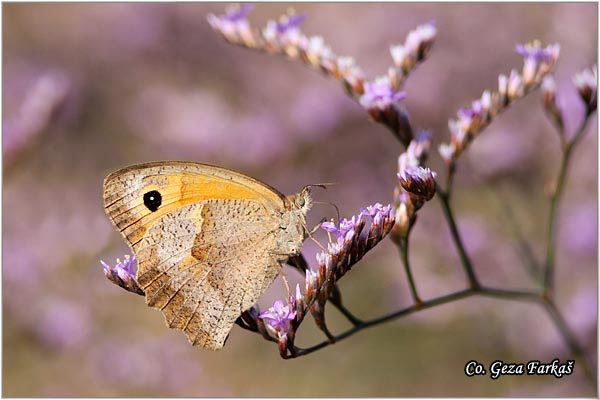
[103,161,312,349]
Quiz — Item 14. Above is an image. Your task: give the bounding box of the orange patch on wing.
[178,174,275,205]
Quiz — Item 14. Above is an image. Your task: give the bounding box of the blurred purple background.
[3,3,597,397]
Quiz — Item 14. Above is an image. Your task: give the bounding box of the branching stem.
[543,115,592,296]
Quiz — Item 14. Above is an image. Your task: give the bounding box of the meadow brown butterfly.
[103,161,312,350]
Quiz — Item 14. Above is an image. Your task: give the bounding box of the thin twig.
[293,285,596,390]
[399,235,422,304]
[437,188,481,289]
[292,288,476,357]
[543,114,592,296]
[543,299,597,385]
[330,301,364,326]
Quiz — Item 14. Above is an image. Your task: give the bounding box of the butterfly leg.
[281,269,291,299]
[299,218,330,254]
[310,217,328,235]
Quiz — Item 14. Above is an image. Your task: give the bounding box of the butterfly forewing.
[103,161,294,349]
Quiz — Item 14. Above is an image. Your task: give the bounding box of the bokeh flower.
[438,40,559,166]
[359,76,406,111]
[573,65,598,114]
[390,20,437,78]
[207,4,256,47]
[541,75,564,132]
[515,42,560,63]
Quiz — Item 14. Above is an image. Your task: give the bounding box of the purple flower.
[276,13,306,33]
[448,119,467,145]
[416,128,432,143]
[359,77,406,110]
[454,97,489,134]
[390,21,437,68]
[457,107,478,121]
[361,203,393,226]
[259,300,296,332]
[207,4,254,40]
[404,21,437,53]
[321,215,360,242]
[222,3,253,22]
[507,69,524,98]
[515,42,558,63]
[101,254,137,281]
[398,166,437,201]
[397,133,432,173]
[498,73,508,97]
[305,268,320,288]
[101,255,144,295]
[320,221,338,233]
[262,14,308,51]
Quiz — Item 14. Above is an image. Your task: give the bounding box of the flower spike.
[438,40,560,167]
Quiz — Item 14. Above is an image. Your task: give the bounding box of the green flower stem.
[543,115,592,296]
[437,188,481,289]
[400,235,422,304]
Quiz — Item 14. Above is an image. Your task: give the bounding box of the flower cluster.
[208,5,436,147]
[397,130,431,172]
[259,203,395,354]
[358,77,412,144]
[438,41,560,166]
[389,21,437,87]
[101,255,144,295]
[391,131,436,241]
[541,64,597,144]
[359,77,407,113]
[208,5,366,96]
[206,4,257,49]
[307,204,394,340]
[360,21,435,145]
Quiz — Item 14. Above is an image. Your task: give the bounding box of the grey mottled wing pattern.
[103,162,291,350]
[135,199,281,349]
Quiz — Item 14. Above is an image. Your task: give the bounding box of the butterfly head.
[291,186,313,215]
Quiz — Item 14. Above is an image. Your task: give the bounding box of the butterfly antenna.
[313,200,340,224]
[303,182,339,191]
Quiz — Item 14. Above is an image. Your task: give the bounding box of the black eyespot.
[143,190,162,212]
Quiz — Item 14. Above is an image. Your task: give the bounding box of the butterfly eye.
[143,190,162,212]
